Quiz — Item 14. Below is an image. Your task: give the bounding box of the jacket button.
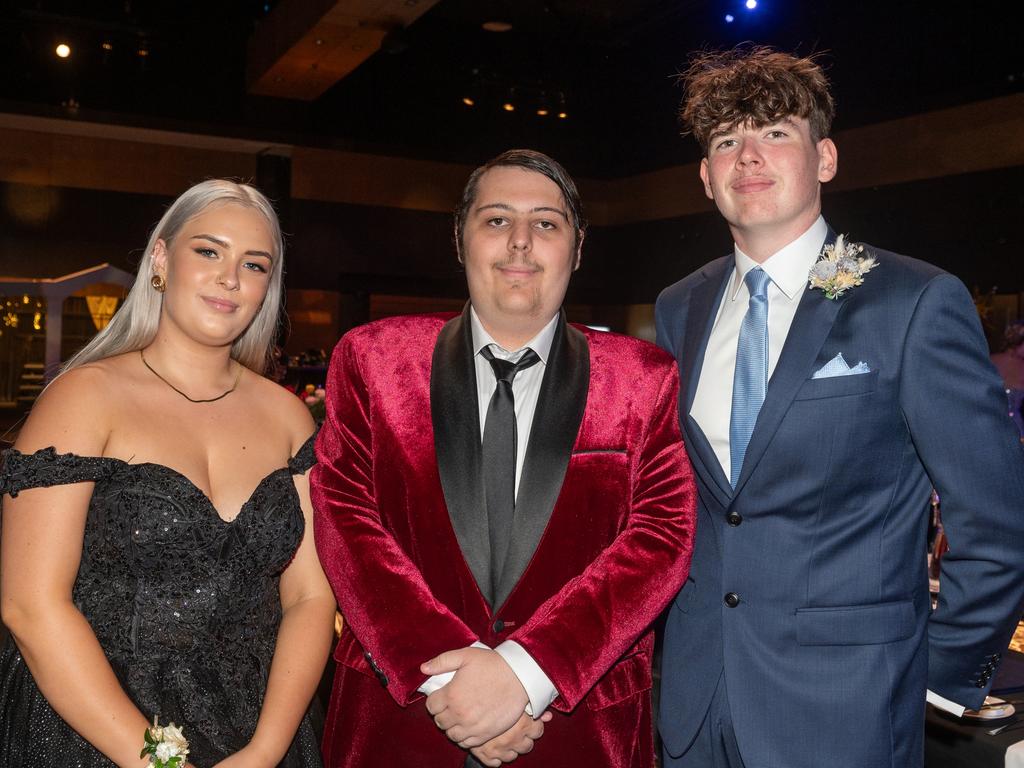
[724,592,740,608]
[726,512,743,526]
[493,619,506,633]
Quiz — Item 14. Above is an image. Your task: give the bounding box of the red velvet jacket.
[311,309,696,767]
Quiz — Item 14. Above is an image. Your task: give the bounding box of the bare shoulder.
[13,356,132,456]
[242,370,316,452]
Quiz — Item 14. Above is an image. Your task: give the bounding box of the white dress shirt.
[418,308,559,718]
[688,216,966,716]
[471,308,558,495]
[691,216,828,477]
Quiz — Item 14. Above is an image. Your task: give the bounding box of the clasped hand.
[469,710,552,767]
[421,646,531,747]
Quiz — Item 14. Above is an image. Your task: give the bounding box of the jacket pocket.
[586,652,653,710]
[793,370,879,401]
[795,599,915,645]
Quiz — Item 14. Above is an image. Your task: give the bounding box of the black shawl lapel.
[732,228,841,497]
[493,313,589,610]
[679,257,734,507]
[431,304,493,605]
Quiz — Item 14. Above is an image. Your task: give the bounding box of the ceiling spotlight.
[725,14,735,22]
[745,0,757,8]
[101,41,113,51]
[482,21,513,32]
[536,91,553,117]
[557,111,568,119]
[502,102,515,112]
[462,96,475,107]
[137,45,149,57]
[55,43,71,58]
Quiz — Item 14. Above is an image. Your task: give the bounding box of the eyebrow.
[474,203,570,222]
[709,117,800,143]
[191,233,273,260]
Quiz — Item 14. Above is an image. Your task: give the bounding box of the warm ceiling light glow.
[462,96,475,106]
[557,111,568,119]
[137,47,149,57]
[482,21,513,32]
[55,43,71,58]
[101,41,113,51]
[502,102,515,112]
[536,108,549,116]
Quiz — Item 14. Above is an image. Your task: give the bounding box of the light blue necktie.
[729,267,772,488]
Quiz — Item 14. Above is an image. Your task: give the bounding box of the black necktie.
[481,346,541,593]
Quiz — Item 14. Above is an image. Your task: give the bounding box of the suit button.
[727,512,743,526]
[724,592,740,608]
[493,619,506,633]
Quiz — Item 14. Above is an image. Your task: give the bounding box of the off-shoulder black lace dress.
[0,435,322,767]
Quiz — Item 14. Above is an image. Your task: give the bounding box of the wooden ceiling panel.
[247,0,440,101]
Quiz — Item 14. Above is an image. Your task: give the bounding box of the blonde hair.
[62,179,285,375]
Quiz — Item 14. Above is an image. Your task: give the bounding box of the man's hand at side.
[471,710,552,766]
[422,646,530,746]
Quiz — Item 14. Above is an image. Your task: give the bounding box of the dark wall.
[823,167,1024,295]
[0,184,170,278]
[580,165,1024,304]
[287,198,466,298]
[3,164,1022,309]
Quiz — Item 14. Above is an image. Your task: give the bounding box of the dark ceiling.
[0,0,1021,178]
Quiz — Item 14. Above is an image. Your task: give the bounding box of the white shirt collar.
[469,306,558,365]
[730,216,828,301]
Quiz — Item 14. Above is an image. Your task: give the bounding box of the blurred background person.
[991,321,1024,437]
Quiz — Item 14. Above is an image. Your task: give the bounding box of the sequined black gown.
[0,435,322,767]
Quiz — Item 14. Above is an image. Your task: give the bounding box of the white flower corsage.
[141,717,189,768]
[808,234,877,300]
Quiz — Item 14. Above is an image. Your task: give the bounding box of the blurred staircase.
[15,362,45,407]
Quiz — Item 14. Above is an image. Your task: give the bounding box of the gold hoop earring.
[151,274,166,293]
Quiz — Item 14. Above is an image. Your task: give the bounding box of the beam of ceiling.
[247,0,441,101]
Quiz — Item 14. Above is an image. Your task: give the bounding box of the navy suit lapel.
[431,305,493,606]
[493,315,589,611]
[679,258,734,506]
[733,229,841,496]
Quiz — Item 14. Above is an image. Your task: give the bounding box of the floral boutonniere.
[808,234,877,300]
[141,718,189,768]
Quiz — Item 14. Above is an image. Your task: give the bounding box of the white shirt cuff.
[927,688,967,717]
[495,640,558,718]
[417,641,490,695]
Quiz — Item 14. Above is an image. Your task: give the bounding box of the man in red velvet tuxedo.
[310,149,696,767]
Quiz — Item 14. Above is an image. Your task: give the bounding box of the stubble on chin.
[495,284,544,319]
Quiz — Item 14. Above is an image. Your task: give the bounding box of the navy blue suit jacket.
[656,238,1024,768]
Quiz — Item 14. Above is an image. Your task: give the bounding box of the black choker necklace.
[140,349,241,404]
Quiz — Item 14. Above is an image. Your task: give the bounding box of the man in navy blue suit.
[655,46,1024,768]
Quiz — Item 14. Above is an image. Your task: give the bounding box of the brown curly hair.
[679,46,835,155]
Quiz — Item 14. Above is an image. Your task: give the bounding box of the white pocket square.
[812,353,871,379]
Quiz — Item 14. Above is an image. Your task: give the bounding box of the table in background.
[926,650,1024,767]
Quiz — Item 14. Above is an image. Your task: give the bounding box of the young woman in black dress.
[0,180,336,767]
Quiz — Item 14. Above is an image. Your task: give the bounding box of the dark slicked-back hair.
[454,149,586,257]
[680,45,835,156]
